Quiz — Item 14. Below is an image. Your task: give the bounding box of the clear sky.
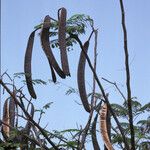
[1,0,150,149]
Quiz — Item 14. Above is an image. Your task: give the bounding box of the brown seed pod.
[99,104,113,150]
[2,99,10,137]
[91,114,100,150]
[58,7,70,76]
[9,96,15,128]
[40,15,66,80]
[24,30,37,99]
[77,41,91,113]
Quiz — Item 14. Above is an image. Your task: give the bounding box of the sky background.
[1,0,150,149]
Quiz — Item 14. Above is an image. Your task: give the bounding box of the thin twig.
[102,77,126,101]
[1,71,13,81]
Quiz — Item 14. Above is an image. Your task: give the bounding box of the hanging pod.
[2,99,10,138]
[77,41,91,113]
[40,15,66,80]
[1,96,16,140]
[9,96,16,129]
[91,114,100,150]
[24,30,37,99]
[58,7,70,76]
[99,103,113,150]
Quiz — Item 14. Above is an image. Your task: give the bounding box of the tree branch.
[119,0,135,149]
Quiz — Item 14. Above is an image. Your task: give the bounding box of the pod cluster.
[1,96,34,149]
[24,8,70,99]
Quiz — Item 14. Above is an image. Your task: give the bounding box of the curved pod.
[58,8,70,76]
[91,114,100,150]
[24,31,37,99]
[2,99,10,137]
[40,15,66,80]
[77,41,91,113]
[9,96,15,128]
[99,104,113,150]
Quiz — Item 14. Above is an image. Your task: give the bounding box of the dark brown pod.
[24,31,37,99]
[40,15,66,79]
[58,8,70,76]
[91,114,100,150]
[77,41,91,113]
[99,104,113,150]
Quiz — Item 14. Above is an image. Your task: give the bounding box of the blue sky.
[1,0,150,149]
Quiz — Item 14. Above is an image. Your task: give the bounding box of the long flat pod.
[24,30,37,99]
[9,96,15,128]
[2,99,10,137]
[77,41,91,113]
[58,8,70,76]
[91,114,100,150]
[99,104,113,150]
[40,15,66,79]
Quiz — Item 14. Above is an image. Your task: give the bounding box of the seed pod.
[9,96,15,128]
[99,104,113,150]
[2,99,10,137]
[24,31,37,99]
[40,15,66,79]
[91,114,100,150]
[77,41,91,113]
[58,8,70,76]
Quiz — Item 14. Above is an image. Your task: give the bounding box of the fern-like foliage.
[34,14,93,51]
[111,100,150,149]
